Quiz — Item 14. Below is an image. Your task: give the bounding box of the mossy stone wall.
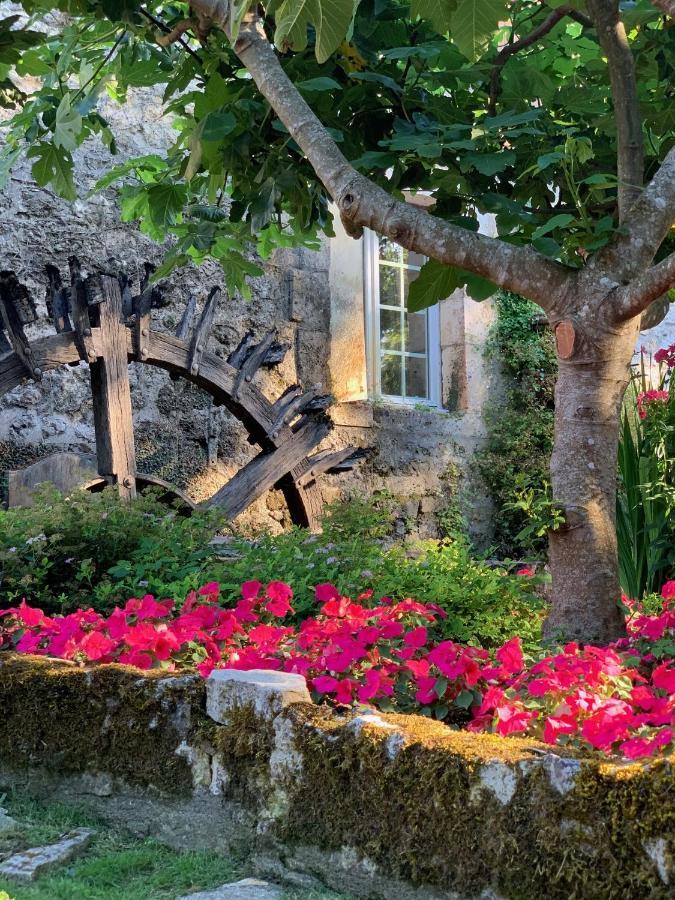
[1,654,672,899]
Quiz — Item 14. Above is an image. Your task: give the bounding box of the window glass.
[376,235,428,400]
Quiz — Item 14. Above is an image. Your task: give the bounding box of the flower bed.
[1,580,673,760]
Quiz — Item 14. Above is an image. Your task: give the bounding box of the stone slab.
[178,877,283,899]
[206,669,311,723]
[0,827,95,882]
[7,451,99,507]
[0,806,18,832]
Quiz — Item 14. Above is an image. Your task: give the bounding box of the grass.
[0,792,347,900]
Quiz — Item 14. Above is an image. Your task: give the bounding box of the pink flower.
[241,581,262,600]
[315,583,340,603]
[652,662,675,693]
[495,637,524,676]
[264,582,294,617]
[515,566,535,577]
[661,581,675,600]
[636,390,669,419]
[494,703,536,736]
[543,714,577,744]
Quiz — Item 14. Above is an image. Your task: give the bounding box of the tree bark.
[545,304,639,642]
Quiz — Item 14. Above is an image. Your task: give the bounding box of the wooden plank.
[175,294,197,340]
[232,329,276,399]
[0,272,41,380]
[68,258,97,365]
[295,447,362,487]
[45,265,73,334]
[133,288,153,360]
[205,415,331,518]
[0,333,80,397]
[88,275,137,500]
[188,287,220,376]
[142,331,292,445]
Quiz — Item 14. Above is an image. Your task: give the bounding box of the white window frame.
[363,229,442,407]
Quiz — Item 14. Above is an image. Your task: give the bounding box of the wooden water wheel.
[0,260,365,528]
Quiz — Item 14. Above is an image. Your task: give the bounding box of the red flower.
[495,637,524,676]
[315,583,340,603]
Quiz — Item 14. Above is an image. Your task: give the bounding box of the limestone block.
[206,669,311,723]
[0,807,17,832]
[0,827,95,882]
[7,451,98,507]
[178,877,283,899]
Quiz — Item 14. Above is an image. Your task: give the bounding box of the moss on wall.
[0,656,672,899]
[0,654,207,794]
[281,706,673,899]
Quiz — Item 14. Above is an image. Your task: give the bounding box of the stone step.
[0,827,95,882]
[178,877,283,899]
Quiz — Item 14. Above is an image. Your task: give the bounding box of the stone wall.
[0,653,672,899]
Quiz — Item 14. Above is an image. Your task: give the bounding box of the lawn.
[0,791,347,900]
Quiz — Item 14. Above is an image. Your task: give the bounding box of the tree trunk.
[544,314,640,643]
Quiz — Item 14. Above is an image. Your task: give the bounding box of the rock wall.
[1,654,672,900]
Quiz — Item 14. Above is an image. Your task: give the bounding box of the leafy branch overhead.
[1,0,672,302]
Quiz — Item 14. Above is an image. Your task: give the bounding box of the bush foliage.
[474,290,556,557]
[0,488,543,649]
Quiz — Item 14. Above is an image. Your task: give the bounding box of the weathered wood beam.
[296,447,367,486]
[176,294,197,340]
[88,275,137,500]
[232,329,276,399]
[45,265,73,334]
[188,287,220,376]
[0,271,41,380]
[68,257,98,365]
[133,287,153,361]
[205,414,331,517]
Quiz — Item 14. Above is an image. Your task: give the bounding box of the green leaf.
[532,213,576,241]
[407,259,461,312]
[147,183,187,231]
[463,150,515,176]
[463,270,497,301]
[450,0,506,60]
[275,0,359,64]
[298,76,341,92]
[201,111,237,142]
[455,688,474,709]
[27,142,76,201]
[53,95,82,153]
[410,1,457,33]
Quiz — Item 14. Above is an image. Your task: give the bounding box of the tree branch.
[140,8,202,63]
[587,0,643,220]
[603,144,675,286]
[651,0,675,16]
[613,252,675,321]
[187,3,573,312]
[488,5,592,115]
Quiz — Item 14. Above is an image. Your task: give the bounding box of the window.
[364,230,441,405]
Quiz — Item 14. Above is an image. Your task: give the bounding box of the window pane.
[378,236,403,263]
[403,266,421,309]
[381,354,402,395]
[406,311,427,354]
[380,308,402,351]
[405,356,427,398]
[379,263,401,307]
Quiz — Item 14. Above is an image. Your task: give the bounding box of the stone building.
[3,69,671,542]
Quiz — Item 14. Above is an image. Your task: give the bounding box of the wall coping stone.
[206,668,312,722]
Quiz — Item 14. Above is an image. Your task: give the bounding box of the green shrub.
[0,488,543,647]
[0,486,223,614]
[617,356,675,599]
